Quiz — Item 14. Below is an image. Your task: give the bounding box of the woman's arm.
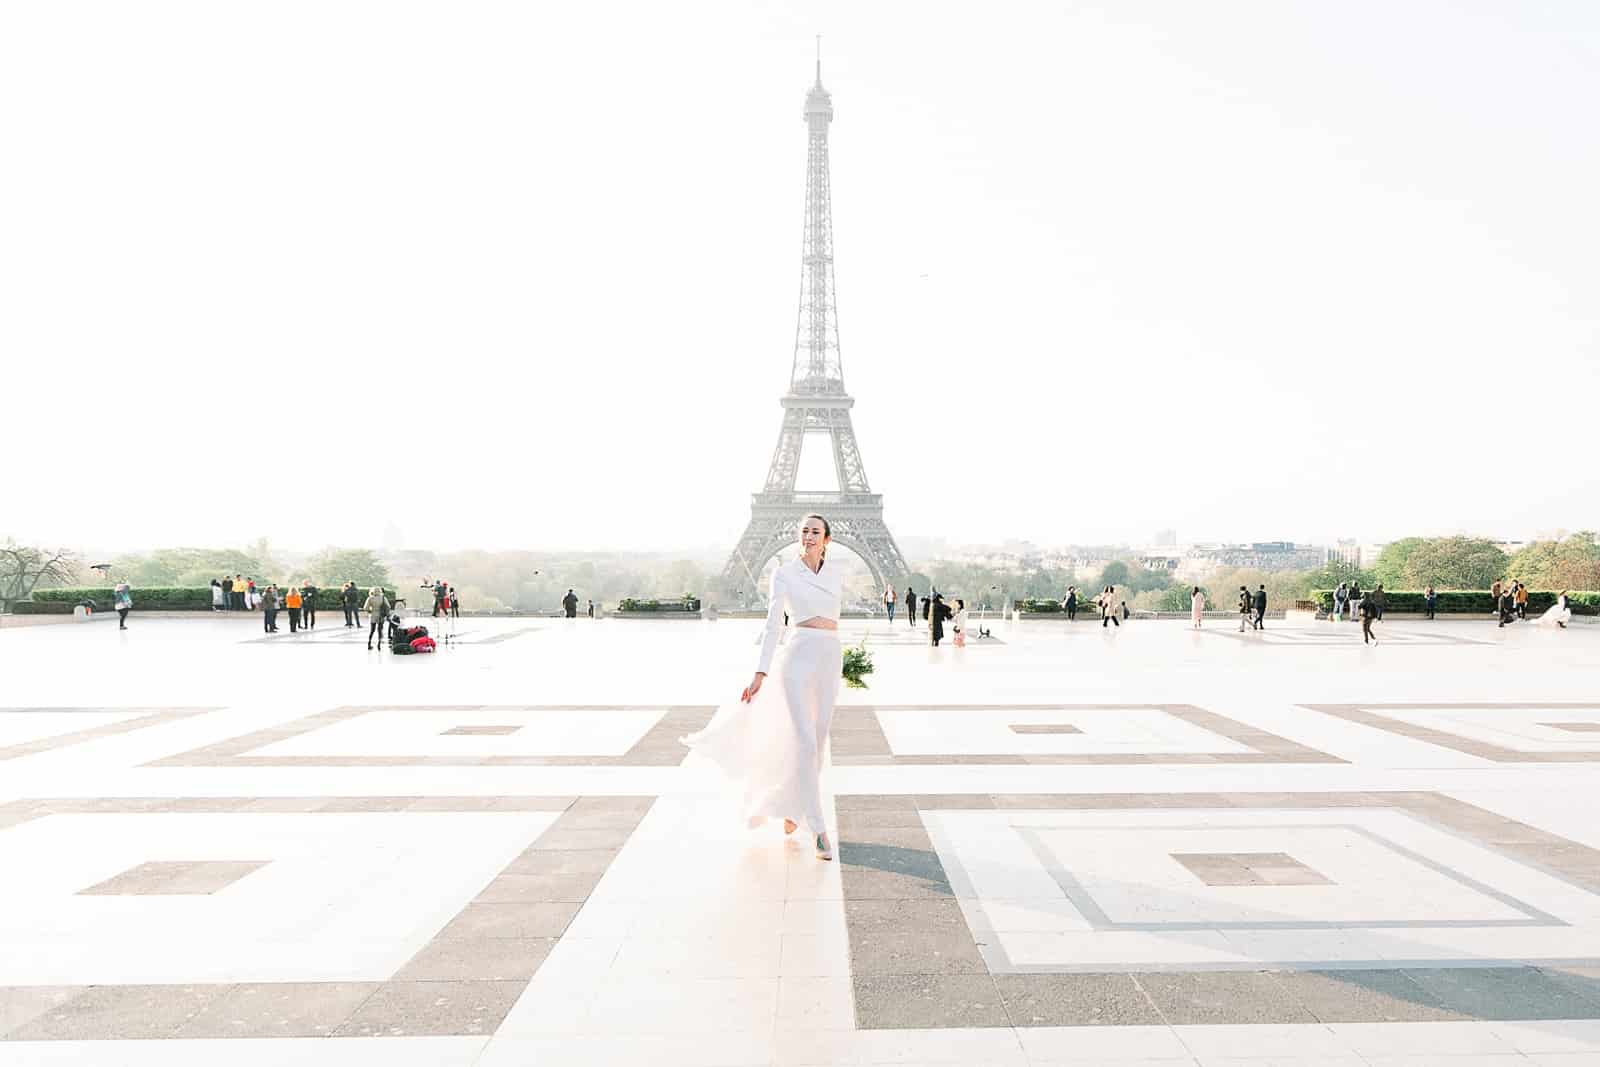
[745,568,785,701]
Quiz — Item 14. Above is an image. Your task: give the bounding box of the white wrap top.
[756,557,844,675]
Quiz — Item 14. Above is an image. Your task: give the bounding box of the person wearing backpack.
[363,587,391,650]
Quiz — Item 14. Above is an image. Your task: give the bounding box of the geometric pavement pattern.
[3,615,1600,1064]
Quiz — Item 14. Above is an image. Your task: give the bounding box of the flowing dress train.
[684,627,840,834]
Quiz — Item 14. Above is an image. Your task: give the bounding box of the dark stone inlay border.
[1306,703,1600,762]
[78,860,270,896]
[0,794,652,1040]
[838,791,1600,1028]
[829,704,1344,765]
[0,707,216,762]
[144,705,715,768]
[1199,628,1492,646]
[1170,851,1332,887]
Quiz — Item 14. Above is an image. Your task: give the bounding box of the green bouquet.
[841,638,875,689]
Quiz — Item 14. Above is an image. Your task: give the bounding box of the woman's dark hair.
[1192,586,1200,595]
[802,513,831,560]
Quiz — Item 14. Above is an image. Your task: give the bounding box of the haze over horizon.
[6,1,1597,555]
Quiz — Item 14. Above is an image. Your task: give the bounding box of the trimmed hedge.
[616,597,702,612]
[1015,598,1115,614]
[28,586,396,611]
[1310,589,1600,616]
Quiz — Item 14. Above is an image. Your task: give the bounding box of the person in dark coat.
[928,593,953,646]
[1252,584,1267,630]
[1065,587,1077,621]
[1361,592,1380,644]
[222,575,234,611]
[562,589,579,618]
[301,581,318,629]
[904,587,917,627]
[261,585,279,633]
[342,581,360,627]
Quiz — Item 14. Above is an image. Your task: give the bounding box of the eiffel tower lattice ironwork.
[723,58,910,602]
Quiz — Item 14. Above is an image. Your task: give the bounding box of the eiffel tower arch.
[723,58,910,603]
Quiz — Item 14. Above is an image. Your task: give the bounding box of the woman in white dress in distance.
[1538,591,1573,629]
[685,514,842,860]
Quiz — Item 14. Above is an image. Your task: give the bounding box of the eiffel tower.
[723,57,910,602]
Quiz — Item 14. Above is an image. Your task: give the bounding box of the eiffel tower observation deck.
[723,57,911,602]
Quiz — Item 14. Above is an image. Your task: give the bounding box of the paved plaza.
[2,612,1599,1065]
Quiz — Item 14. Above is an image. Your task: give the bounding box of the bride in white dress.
[1538,591,1572,629]
[685,515,842,860]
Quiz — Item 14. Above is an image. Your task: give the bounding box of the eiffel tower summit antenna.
[723,55,911,602]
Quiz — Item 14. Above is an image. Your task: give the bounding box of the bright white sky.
[4,1,1597,555]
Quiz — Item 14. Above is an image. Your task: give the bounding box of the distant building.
[1177,541,1328,577]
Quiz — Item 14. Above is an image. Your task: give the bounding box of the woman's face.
[798,517,829,557]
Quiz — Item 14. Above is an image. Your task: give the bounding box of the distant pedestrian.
[1065,586,1078,621]
[113,581,132,630]
[1515,582,1529,619]
[285,586,302,632]
[1371,584,1386,621]
[1100,586,1120,628]
[262,585,279,633]
[1253,584,1267,630]
[1490,579,1503,616]
[211,579,224,612]
[905,587,917,627]
[301,581,318,629]
[1424,585,1437,620]
[928,593,952,646]
[1120,600,1130,621]
[1498,588,1517,627]
[246,578,257,610]
[1360,592,1380,644]
[1190,586,1204,628]
[342,581,360,627]
[1333,581,1348,622]
[364,587,390,650]
[222,574,236,611]
[453,588,463,618]
[1348,581,1362,622]
[1237,586,1252,632]
[952,599,968,647]
[586,598,594,619]
[884,586,896,624]
[563,589,579,618]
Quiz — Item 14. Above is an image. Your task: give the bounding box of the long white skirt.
[1538,603,1573,627]
[683,627,840,834]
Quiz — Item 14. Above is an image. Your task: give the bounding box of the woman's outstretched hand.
[741,673,765,703]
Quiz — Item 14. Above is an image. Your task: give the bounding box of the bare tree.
[0,541,79,611]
